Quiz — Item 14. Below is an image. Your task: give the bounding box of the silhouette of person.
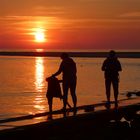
[52,53,77,112]
[102,50,122,109]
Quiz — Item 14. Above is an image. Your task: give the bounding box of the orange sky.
[0,0,140,50]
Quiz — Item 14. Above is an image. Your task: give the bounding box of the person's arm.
[117,60,122,71]
[52,62,63,77]
[101,60,106,71]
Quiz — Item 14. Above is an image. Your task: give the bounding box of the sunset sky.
[0,0,140,50]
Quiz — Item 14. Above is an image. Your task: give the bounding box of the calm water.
[0,56,140,128]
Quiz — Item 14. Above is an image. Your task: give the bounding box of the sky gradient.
[0,0,140,50]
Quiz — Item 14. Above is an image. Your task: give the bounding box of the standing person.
[52,53,77,112]
[101,50,122,109]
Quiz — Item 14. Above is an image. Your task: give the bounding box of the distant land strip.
[0,51,140,58]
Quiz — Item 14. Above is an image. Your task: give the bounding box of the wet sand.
[0,103,139,140]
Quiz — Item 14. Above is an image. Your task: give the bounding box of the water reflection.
[35,57,44,92]
[34,57,46,113]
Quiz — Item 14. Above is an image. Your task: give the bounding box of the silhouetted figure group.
[46,50,122,116]
[46,53,77,116]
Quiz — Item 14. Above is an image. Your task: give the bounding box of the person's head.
[60,53,69,60]
[108,50,116,58]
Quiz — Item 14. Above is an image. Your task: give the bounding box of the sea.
[0,49,140,130]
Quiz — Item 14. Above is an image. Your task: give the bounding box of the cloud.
[120,12,140,18]
[1,15,140,31]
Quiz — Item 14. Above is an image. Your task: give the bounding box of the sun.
[34,29,46,43]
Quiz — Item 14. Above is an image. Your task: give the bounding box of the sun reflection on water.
[35,57,44,92]
[34,57,46,113]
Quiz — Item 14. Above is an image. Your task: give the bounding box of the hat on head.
[109,50,116,57]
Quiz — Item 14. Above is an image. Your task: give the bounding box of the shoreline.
[0,51,140,58]
[0,103,139,140]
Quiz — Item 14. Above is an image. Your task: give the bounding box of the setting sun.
[34,29,46,43]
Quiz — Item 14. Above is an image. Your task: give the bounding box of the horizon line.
[0,51,140,58]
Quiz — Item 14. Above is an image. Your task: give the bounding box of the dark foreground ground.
[0,104,140,140]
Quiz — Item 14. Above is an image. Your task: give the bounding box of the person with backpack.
[102,50,122,109]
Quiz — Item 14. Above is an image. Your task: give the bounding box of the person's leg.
[70,80,77,108]
[48,97,53,113]
[112,79,119,108]
[62,82,69,110]
[105,78,111,109]
[105,78,111,102]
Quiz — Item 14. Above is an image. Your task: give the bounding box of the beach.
[0,55,140,130]
[0,102,140,140]
[0,54,139,139]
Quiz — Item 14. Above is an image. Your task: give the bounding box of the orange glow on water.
[34,57,46,113]
[35,57,44,92]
